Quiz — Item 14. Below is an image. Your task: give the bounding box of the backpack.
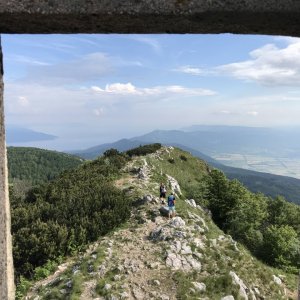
[168,195,175,207]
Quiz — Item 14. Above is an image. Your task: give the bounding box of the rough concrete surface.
[0,0,300,35]
[0,38,15,300]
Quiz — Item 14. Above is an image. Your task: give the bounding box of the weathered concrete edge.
[0,36,15,300]
[1,11,300,36]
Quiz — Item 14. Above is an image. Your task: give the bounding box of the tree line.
[205,169,300,272]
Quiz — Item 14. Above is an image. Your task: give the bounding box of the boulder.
[159,206,170,217]
[272,275,282,285]
[169,217,186,228]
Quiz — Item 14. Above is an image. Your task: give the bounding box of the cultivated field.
[212,153,300,179]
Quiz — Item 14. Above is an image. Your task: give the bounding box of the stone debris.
[166,250,201,272]
[132,287,145,299]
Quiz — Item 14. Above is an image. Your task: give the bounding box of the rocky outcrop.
[230,271,249,299]
[166,174,182,196]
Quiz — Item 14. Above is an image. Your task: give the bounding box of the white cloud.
[7,54,51,66]
[91,82,216,97]
[247,111,259,116]
[103,83,140,95]
[174,65,203,75]
[93,108,104,117]
[17,96,29,107]
[216,39,300,86]
[220,110,231,114]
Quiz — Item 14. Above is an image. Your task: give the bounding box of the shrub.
[168,158,175,164]
[179,155,187,161]
[126,143,162,157]
[12,154,131,278]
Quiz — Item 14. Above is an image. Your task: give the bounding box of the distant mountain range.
[70,133,300,205]
[6,126,57,143]
[135,126,300,157]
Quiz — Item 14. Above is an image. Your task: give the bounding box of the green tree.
[262,225,300,269]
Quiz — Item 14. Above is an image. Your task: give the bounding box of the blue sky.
[3,34,300,150]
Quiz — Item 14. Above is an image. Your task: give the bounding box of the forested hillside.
[11,149,132,279]
[8,147,83,185]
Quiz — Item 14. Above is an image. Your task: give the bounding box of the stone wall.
[0,38,15,300]
[0,0,300,36]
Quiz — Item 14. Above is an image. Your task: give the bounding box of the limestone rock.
[193,238,206,249]
[166,174,182,195]
[221,296,235,300]
[229,271,248,299]
[153,280,160,286]
[272,275,282,285]
[169,216,185,228]
[185,199,197,207]
[180,243,192,255]
[150,226,173,241]
[166,252,201,272]
[143,194,153,203]
[192,281,206,292]
[65,280,72,289]
[159,206,170,217]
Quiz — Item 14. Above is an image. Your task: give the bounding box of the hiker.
[160,183,167,204]
[167,192,176,219]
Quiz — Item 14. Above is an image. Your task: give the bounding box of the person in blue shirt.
[167,192,176,219]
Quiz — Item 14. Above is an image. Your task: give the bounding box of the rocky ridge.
[25,147,297,300]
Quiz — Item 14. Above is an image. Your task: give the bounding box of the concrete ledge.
[0,0,300,35]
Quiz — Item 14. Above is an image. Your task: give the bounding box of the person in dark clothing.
[160,183,167,204]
